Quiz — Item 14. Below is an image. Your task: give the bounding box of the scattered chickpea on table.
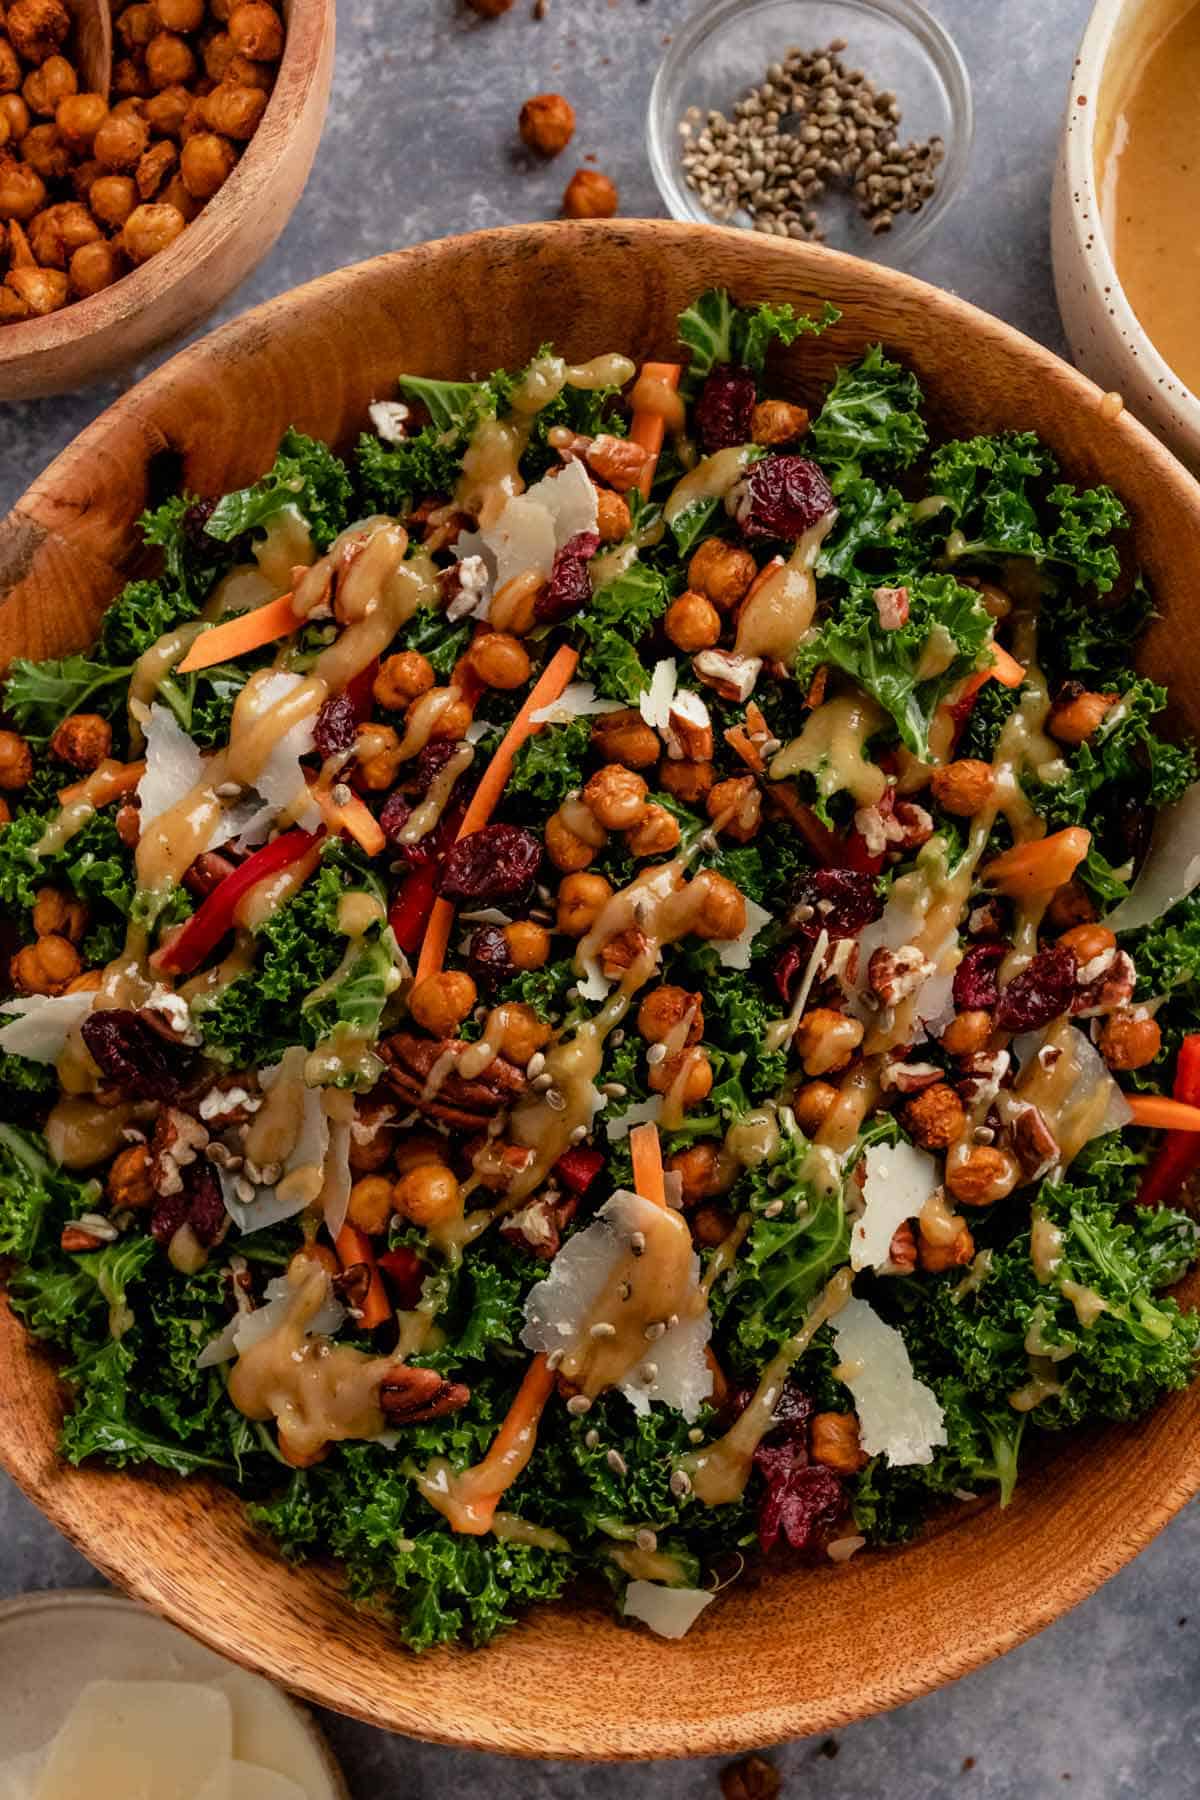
[0,0,285,323]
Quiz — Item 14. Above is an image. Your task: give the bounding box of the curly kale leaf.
[677,288,839,387]
[205,430,353,551]
[508,716,591,810]
[794,574,994,757]
[575,560,672,705]
[927,431,1127,592]
[1129,894,1200,999]
[1039,574,1156,684]
[101,576,202,663]
[807,345,928,471]
[851,1379,1026,1543]
[4,654,133,743]
[816,474,922,589]
[0,1126,99,1259]
[382,605,470,686]
[1033,678,1197,831]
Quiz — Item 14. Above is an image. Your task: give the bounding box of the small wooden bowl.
[0,0,335,403]
[1,221,1199,1759]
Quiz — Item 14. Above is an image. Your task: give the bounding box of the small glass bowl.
[647,0,973,267]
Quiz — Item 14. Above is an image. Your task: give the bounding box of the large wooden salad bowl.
[0,222,1198,1758]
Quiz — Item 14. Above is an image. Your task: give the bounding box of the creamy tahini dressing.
[734,512,835,663]
[772,692,888,810]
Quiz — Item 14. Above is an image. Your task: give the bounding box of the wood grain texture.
[0,0,335,402]
[1,220,1199,1759]
[66,0,112,98]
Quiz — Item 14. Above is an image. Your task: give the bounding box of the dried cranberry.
[182,496,217,550]
[789,869,882,944]
[1118,798,1153,869]
[379,790,415,848]
[439,824,542,904]
[412,738,466,797]
[149,1190,189,1247]
[737,455,834,541]
[81,1009,193,1103]
[186,1163,227,1247]
[767,1381,815,1437]
[466,924,515,987]
[773,943,806,1005]
[694,364,756,453]
[554,1145,605,1197]
[313,693,358,760]
[756,1459,844,1554]
[535,530,600,623]
[995,943,1078,1033]
[952,942,1009,1012]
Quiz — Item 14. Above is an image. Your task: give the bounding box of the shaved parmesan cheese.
[232,672,320,839]
[1105,779,1200,934]
[605,1094,663,1142]
[530,681,623,725]
[198,1272,345,1369]
[534,456,599,548]
[623,1581,714,1639]
[832,1295,947,1466]
[209,1669,337,1800]
[218,1053,328,1235]
[137,704,204,827]
[196,1763,307,1800]
[716,896,771,970]
[488,493,558,589]
[522,1189,712,1420]
[1011,1023,1132,1157]
[321,1108,353,1242]
[639,658,678,730]
[452,461,599,593]
[0,989,95,1063]
[851,1141,939,1272]
[33,1681,231,1800]
[368,399,410,443]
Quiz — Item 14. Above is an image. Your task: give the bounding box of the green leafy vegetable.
[575,561,672,704]
[677,288,839,387]
[205,430,353,551]
[807,345,928,471]
[508,716,591,809]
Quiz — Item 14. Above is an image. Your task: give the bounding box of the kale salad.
[2,289,1200,1651]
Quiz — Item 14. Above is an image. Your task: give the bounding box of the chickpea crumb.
[518,92,575,157]
[562,167,618,218]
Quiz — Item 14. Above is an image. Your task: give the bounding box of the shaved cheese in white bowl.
[0,989,95,1063]
[623,1581,714,1640]
[850,1141,940,1273]
[833,1295,947,1466]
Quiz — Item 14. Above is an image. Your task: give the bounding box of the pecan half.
[379,1366,471,1425]
[380,1030,527,1129]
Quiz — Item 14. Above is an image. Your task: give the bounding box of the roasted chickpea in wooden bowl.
[1,221,1200,1759]
[0,0,334,399]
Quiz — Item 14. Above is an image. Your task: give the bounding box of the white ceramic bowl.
[1051,0,1200,471]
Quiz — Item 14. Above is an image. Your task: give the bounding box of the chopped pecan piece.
[379,1366,471,1425]
[380,1030,527,1129]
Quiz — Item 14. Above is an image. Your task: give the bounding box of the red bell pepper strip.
[388,862,441,958]
[1136,1036,1200,1207]
[554,1146,605,1197]
[151,827,323,975]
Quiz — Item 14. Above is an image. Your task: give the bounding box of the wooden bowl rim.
[0,0,334,374]
[3,218,1200,1758]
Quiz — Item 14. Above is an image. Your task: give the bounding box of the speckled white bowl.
[1052,0,1200,471]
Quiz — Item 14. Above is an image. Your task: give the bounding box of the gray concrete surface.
[2,1,1195,1795]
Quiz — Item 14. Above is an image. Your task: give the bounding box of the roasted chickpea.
[228,0,283,59]
[1097,1009,1162,1072]
[595,486,630,544]
[372,650,434,711]
[117,2,159,48]
[155,169,196,218]
[289,1241,339,1279]
[792,1079,840,1136]
[590,706,659,770]
[177,127,233,196]
[691,1202,734,1249]
[146,31,197,89]
[106,1142,154,1211]
[690,868,747,942]
[0,729,33,789]
[810,1412,867,1475]
[903,1083,966,1151]
[707,774,761,843]
[65,969,103,994]
[111,56,153,100]
[393,1163,462,1228]
[582,763,648,831]
[32,885,87,942]
[466,630,531,691]
[18,120,67,179]
[1047,878,1098,931]
[70,155,101,199]
[638,986,703,1046]
[28,200,100,268]
[0,153,45,218]
[55,91,108,152]
[518,91,575,156]
[793,1007,864,1077]
[392,1131,450,1177]
[556,871,613,936]
[664,589,721,653]
[666,1142,730,1207]
[49,712,112,772]
[0,41,20,95]
[22,53,75,117]
[353,722,403,790]
[7,0,71,65]
[409,970,477,1037]
[347,1101,395,1173]
[347,1174,394,1237]
[94,107,149,169]
[649,1045,713,1105]
[940,1010,993,1056]
[1047,686,1117,746]
[496,1001,551,1066]
[10,933,81,995]
[657,757,715,804]
[502,920,551,971]
[1058,922,1117,964]
[930,758,996,818]
[199,77,267,138]
[598,927,648,982]
[945,1144,1021,1207]
[89,172,137,226]
[917,1216,975,1274]
[545,802,606,872]
[152,0,205,28]
[751,399,809,446]
[226,50,273,89]
[136,136,178,197]
[0,94,31,141]
[144,82,191,136]
[626,802,680,859]
[562,167,617,218]
[688,537,756,611]
[424,696,473,744]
